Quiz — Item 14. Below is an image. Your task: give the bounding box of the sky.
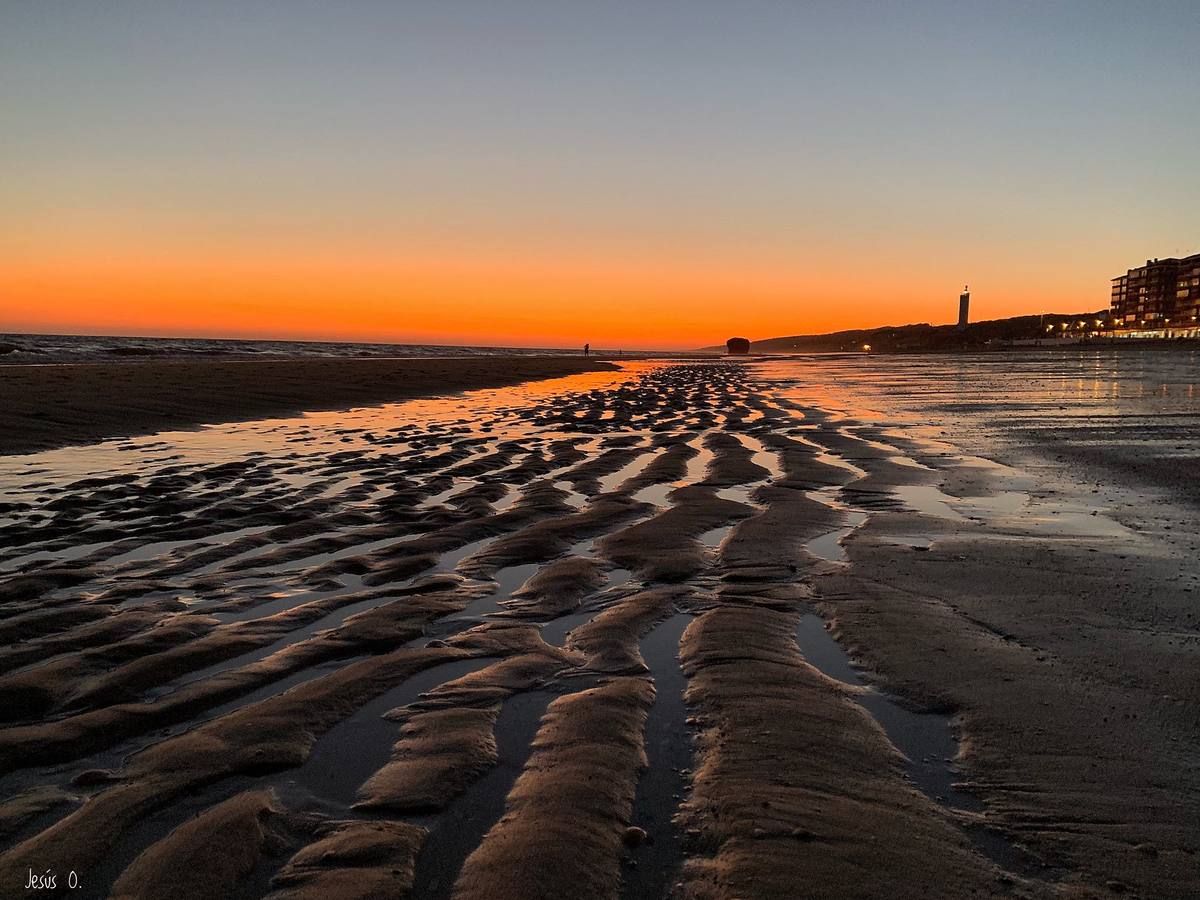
[2,1,1198,349]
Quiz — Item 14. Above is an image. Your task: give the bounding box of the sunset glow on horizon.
[3,238,1109,350]
[3,2,1197,349]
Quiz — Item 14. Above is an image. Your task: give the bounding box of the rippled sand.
[1,355,1196,899]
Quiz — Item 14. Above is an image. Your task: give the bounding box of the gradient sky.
[3,2,1198,348]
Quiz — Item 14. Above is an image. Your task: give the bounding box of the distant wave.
[0,333,587,365]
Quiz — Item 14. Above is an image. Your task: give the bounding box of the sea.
[0,333,600,365]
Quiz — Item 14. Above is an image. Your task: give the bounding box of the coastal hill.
[706,310,1107,353]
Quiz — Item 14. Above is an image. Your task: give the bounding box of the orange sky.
[1,235,1106,350]
[5,4,1191,350]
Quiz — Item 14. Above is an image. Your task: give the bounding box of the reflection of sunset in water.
[5,351,1199,510]
[760,349,1200,420]
[0,362,660,496]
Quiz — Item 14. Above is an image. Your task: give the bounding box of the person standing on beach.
[584,343,590,356]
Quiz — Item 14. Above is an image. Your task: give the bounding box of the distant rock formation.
[726,337,750,355]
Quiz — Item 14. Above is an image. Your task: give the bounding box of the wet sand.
[0,356,616,455]
[0,352,1197,898]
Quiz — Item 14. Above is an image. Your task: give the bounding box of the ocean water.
[0,332,589,365]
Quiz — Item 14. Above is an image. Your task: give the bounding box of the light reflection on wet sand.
[1,352,1196,898]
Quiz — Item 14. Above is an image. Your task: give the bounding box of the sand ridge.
[0,357,1196,897]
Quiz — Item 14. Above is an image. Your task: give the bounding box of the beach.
[0,356,616,455]
[0,350,1196,899]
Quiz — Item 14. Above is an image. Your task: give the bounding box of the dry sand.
[0,354,1196,898]
[0,355,615,455]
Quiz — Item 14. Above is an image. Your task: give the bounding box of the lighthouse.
[957,285,970,329]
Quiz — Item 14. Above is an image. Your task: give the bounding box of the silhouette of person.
[583,343,590,357]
